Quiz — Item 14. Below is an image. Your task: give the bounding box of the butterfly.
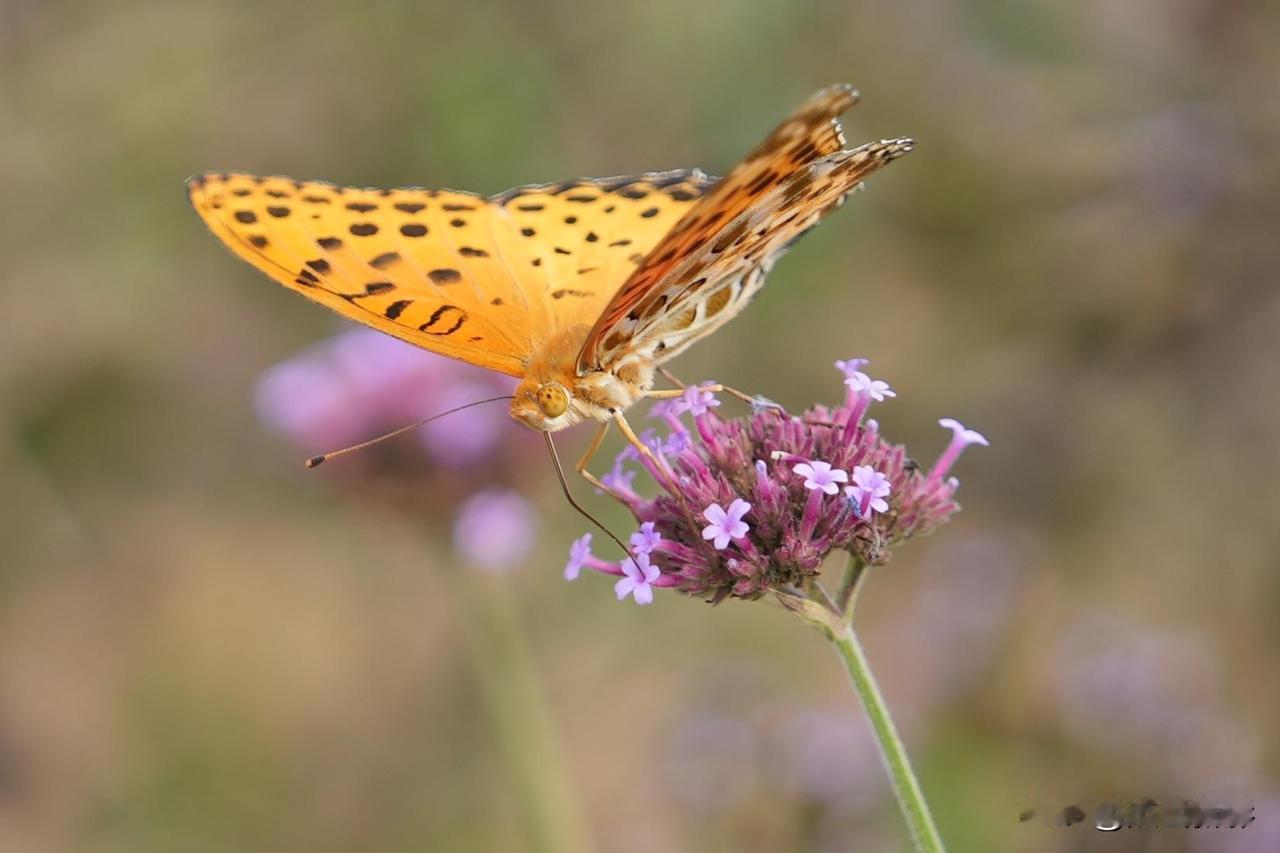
[188,84,911,489]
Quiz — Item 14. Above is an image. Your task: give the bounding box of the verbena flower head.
[563,360,987,602]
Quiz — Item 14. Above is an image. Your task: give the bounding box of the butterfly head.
[509,326,643,431]
[510,326,593,432]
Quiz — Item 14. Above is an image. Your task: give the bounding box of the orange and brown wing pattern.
[187,170,714,376]
[489,169,716,337]
[577,85,911,372]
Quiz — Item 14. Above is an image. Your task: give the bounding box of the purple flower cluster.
[565,360,988,603]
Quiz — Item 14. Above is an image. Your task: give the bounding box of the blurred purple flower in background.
[255,327,519,469]
[452,488,538,573]
[1053,612,1264,793]
[256,326,543,571]
[878,533,1025,708]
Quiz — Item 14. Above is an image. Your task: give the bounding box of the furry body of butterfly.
[189,84,912,470]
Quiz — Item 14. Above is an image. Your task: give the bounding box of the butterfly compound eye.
[536,383,570,419]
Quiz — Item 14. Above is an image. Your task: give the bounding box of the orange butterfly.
[188,84,911,491]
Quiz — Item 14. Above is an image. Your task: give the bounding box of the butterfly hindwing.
[490,169,716,337]
[577,85,911,373]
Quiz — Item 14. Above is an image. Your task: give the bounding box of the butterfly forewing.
[187,171,714,375]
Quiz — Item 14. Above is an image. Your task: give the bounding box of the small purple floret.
[846,465,892,517]
[564,533,593,581]
[834,358,870,378]
[630,522,663,555]
[671,384,721,417]
[928,418,989,487]
[702,499,752,550]
[615,553,662,605]
[845,371,896,402]
[793,460,849,495]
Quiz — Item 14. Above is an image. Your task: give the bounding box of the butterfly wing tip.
[183,173,215,210]
[877,138,916,160]
[827,83,861,108]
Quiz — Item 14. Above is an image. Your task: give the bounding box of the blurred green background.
[4,1,1279,850]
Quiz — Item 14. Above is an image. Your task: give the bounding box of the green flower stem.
[460,574,591,853]
[830,622,945,852]
[835,555,867,619]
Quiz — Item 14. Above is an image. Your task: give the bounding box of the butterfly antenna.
[542,431,633,558]
[304,395,514,468]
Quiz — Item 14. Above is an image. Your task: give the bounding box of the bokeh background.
[3,1,1278,850]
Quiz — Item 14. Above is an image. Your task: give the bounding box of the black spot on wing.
[349,223,378,236]
[428,268,461,284]
[419,304,467,335]
[400,223,427,237]
[384,299,412,319]
[369,252,400,269]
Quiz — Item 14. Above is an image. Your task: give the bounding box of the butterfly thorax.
[509,325,654,433]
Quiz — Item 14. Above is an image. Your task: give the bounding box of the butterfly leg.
[612,410,705,525]
[574,421,612,493]
[612,410,681,490]
[644,382,782,411]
